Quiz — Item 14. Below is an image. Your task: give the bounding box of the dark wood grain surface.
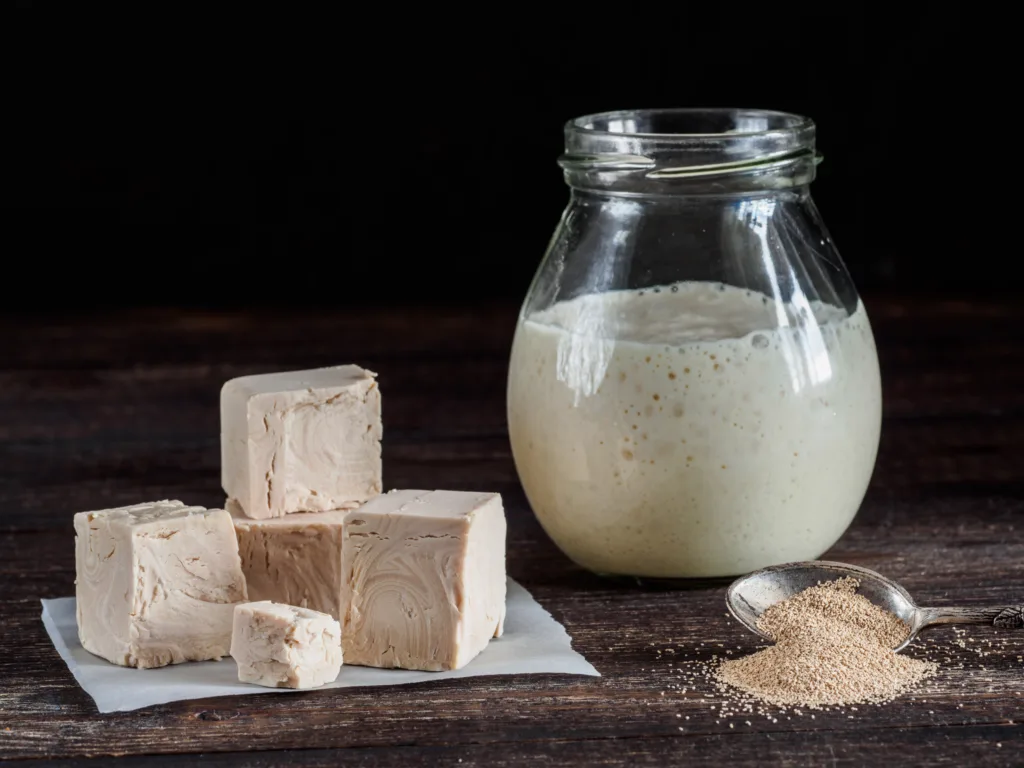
[1,297,1023,767]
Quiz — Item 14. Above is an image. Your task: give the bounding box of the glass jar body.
[507,113,881,579]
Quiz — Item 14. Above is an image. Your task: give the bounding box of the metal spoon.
[726,560,1023,652]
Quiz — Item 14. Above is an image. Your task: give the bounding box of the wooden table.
[1,297,1022,767]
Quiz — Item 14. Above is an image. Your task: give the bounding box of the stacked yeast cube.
[74,365,507,688]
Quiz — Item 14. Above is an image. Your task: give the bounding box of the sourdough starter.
[507,282,881,578]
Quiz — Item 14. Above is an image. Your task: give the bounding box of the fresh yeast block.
[231,601,342,689]
[74,500,248,668]
[221,365,382,519]
[232,503,346,620]
[341,490,506,671]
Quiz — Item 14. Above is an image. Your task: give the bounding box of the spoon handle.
[918,605,1024,629]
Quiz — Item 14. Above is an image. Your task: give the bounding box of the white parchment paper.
[40,578,599,713]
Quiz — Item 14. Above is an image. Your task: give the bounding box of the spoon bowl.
[727,560,1023,652]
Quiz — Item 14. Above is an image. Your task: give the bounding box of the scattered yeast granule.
[715,577,938,708]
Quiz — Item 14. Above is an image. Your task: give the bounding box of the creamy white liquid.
[507,281,882,578]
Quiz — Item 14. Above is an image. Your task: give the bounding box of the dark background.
[3,7,989,311]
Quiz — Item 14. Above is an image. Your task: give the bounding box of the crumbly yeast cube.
[231,501,346,620]
[221,365,383,520]
[231,601,343,688]
[74,500,248,669]
[341,490,506,671]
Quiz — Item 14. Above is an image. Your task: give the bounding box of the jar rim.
[561,108,819,187]
[567,108,814,142]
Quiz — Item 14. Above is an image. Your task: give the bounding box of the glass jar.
[507,109,881,580]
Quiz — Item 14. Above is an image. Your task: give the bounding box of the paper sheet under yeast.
[40,578,599,713]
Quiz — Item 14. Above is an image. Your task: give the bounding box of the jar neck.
[568,185,813,207]
[559,108,820,197]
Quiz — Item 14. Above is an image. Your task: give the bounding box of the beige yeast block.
[74,500,248,669]
[221,365,382,519]
[231,601,343,689]
[341,490,506,671]
[232,502,346,620]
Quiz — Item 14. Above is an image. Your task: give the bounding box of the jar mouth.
[561,108,818,183]
[570,108,813,142]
